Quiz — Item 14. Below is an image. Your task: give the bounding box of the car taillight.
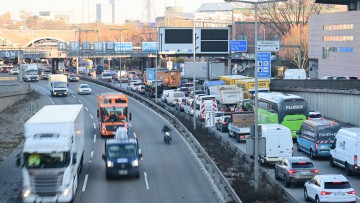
[311,169,318,174]
[223,122,228,125]
[355,155,358,167]
[288,170,297,174]
[320,191,332,195]
[347,190,356,195]
[315,143,318,150]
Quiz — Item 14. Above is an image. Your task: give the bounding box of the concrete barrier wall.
[281,91,360,127]
[0,82,29,112]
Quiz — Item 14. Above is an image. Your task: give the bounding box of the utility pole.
[110,28,128,87]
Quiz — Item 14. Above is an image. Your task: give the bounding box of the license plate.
[334,192,345,196]
[58,94,63,95]
[299,171,310,174]
[119,170,128,175]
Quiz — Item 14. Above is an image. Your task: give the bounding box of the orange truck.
[97,92,132,137]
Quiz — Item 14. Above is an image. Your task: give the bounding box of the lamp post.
[192,18,197,130]
[110,28,128,87]
[225,0,287,190]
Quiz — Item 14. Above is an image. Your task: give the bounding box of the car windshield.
[324,182,351,189]
[107,144,136,158]
[292,162,314,168]
[80,84,89,88]
[25,152,70,169]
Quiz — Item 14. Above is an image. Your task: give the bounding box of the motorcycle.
[163,131,172,144]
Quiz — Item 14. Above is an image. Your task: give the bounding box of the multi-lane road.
[2,77,360,203]
[1,80,220,203]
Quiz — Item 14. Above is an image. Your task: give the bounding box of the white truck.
[208,85,243,111]
[16,104,85,203]
[258,124,293,165]
[20,64,40,82]
[48,74,68,97]
[228,111,255,142]
[182,62,224,80]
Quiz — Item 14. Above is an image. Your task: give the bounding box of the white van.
[330,128,360,176]
[166,91,185,106]
[161,89,175,103]
[259,124,293,165]
[283,69,306,79]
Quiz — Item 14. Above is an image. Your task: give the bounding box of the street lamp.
[225,0,287,189]
[110,28,128,87]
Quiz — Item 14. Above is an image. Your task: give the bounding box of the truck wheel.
[345,163,352,176]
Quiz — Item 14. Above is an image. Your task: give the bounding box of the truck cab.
[102,138,142,179]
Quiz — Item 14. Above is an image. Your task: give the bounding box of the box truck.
[20,64,39,82]
[208,85,243,111]
[16,104,85,203]
[48,74,68,97]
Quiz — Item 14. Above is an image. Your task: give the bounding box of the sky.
[0,0,227,23]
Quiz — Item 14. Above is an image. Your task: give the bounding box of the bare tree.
[257,0,323,36]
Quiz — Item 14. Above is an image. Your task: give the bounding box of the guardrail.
[80,76,241,203]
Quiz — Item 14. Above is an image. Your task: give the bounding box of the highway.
[2,79,220,203]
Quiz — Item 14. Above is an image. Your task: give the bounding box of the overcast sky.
[0,0,227,23]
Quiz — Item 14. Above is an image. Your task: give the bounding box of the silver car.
[275,157,318,188]
[77,84,92,95]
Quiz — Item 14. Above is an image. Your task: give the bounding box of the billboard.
[159,27,229,54]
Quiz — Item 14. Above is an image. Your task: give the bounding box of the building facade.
[309,2,360,78]
[96,3,113,24]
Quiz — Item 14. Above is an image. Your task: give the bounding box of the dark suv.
[102,138,143,179]
[145,84,163,98]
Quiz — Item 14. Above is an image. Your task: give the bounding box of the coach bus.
[254,92,309,138]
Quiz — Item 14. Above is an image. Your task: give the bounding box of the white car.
[9,68,19,75]
[77,84,92,95]
[304,174,356,203]
[308,111,323,120]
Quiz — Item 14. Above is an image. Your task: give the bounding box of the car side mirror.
[102,154,106,160]
[72,153,77,165]
[129,113,132,121]
[139,149,143,159]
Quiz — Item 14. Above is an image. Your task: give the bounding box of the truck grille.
[30,171,63,197]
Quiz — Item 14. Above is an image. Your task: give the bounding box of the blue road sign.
[142,42,158,52]
[257,52,271,78]
[230,40,247,52]
[71,67,76,73]
[114,42,133,52]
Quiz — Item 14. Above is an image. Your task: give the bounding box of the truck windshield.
[101,107,128,122]
[24,152,70,169]
[27,70,38,75]
[107,144,136,158]
[53,82,67,88]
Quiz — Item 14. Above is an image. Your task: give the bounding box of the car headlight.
[22,188,31,198]
[63,188,71,196]
[107,160,113,168]
[165,132,170,136]
[132,159,139,167]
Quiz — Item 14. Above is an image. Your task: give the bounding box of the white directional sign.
[205,112,215,127]
[257,40,280,52]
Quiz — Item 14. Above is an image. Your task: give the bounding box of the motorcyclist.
[162,125,172,142]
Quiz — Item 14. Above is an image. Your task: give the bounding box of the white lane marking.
[85,107,89,111]
[93,134,96,143]
[82,174,89,192]
[93,123,96,129]
[37,89,55,105]
[90,151,94,158]
[144,172,149,190]
[78,100,83,104]
[356,195,360,200]
[133,132,137,139]
[90,114,93,119]
[72,95,76,98]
